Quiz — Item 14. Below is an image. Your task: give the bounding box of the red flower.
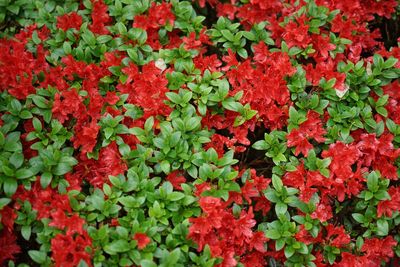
[183,32,201,50]
[253,196,271,216]
[325,224,351,248]
[117,62,172,118]
[216,3,238,20]
[282,15,312,49]
[75,142,127,187]
[72,120,100,154]
[49,209,86,235]
[310,201,333,222]
[377,186,400,218]
[356,133,400,179]
[0,206,17,231]
[133,2,175,30]
[12,178,72,220]
[52,88,87,124]
[295,225,321,246]
[89,0,111,35]
[56,12,83,31]
[304,59,346,91]
[166,171,186,190]
[241,181,260,204]
[248,231,268,253]
[0,229,21,265]
[51,232,92,267]
[287,111,326,156]
[133,233,151,250]
[361,236,397,264]
[240,251,267,267]
[322,142,361,179]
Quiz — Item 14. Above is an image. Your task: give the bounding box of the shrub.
[1,0,400,266]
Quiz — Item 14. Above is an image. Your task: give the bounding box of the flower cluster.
[0,0,400,266]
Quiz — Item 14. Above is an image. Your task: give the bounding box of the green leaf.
[356,236,364,250]
[383,57,398,69]
[9,152,24,169]
[265,229,281,239]
[32,31,41,45]
[376,219,388,236]
[386,119,397,133]
[252,140,268,150]
[366,171,379,192]
[140,260,157,267]
[144,117,154,132]
[376,107,388,117]
[104,240,130,255]
[104,127,114,139]
[272,175,283,192]
[275,202,288,216]
[10,99,22,112]
[352,213,365,223]
[53,163,73,176]
[167,248,181,265]
[3,178,17,196]
[0,198,11,209]
[41,172,53,188]
[199,164,212,179]
[31,95,48,108]
[275,238,285,251]
[81,30,96,46]
[264,189,279,203]
[185,117,201,131]
[222,100,242,112]
[168,192,185,201]
[373,54,384,68]
[63,41,72,54]
[21,225,31,240]
[16,168,34,179]
[166,92,181,104]
[288,46,302,56]
[160,160,171,174]
[28,250,47,264]
[237,48,248,58]
[32,117,42,132]
[97,35,113,44]
[284,246,295,258]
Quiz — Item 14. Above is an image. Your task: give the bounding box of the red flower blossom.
[117,62,172,118]
[310,201,333,222]
[287,111,326,156]
[133,2,175,30]
[356,133,400,179]
[361,236,397,264]
[89,0,111,35]
[282,15,312,49]
[325,224,351,248]
[49,209,86,235]
[0,206,17,231]
[12,178,72,220]
[377,186,400,218]
[75,142,127,187]
[133,233,151,250]
[51,232,92,267]
[0,229,21,265]
[295,225,322,246]
[322,142,361,179]
[72,120,100,154]
[52,88,87,124]
[56,12,83,31]
[304,59,346,91]
[166,171,186,190]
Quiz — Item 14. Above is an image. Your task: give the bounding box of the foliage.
[1,0,400,266]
